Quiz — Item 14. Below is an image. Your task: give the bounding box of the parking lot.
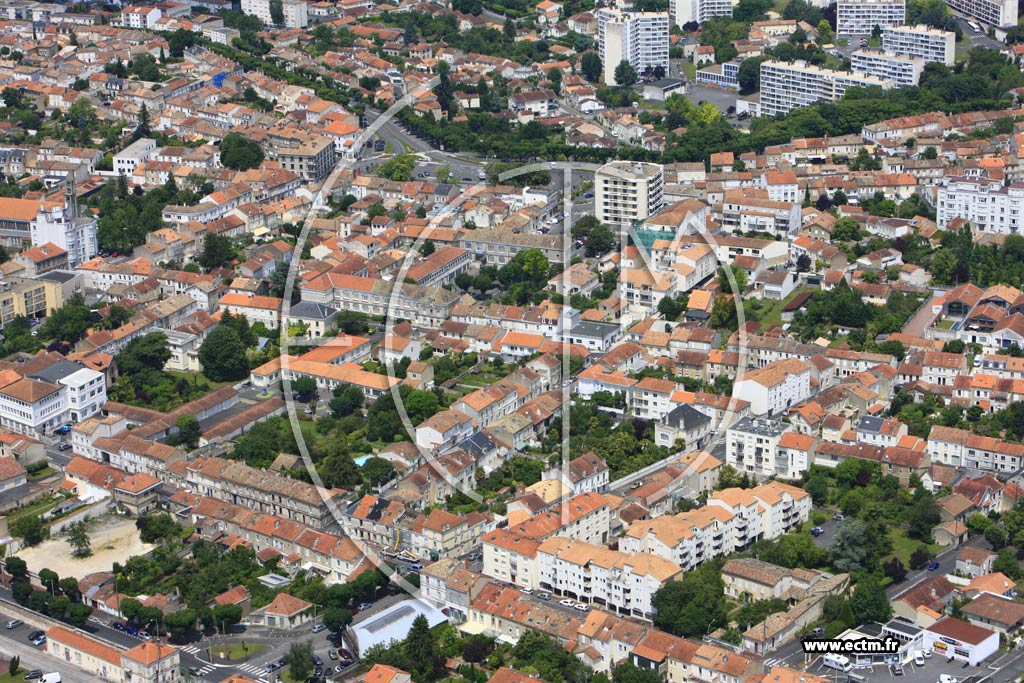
[805,652,986,683]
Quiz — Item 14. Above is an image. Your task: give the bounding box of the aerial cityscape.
[2,0,1024,682]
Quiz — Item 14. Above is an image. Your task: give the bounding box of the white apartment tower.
[936,177,1024,234]
[668,0,733,27]
[594,161,665,228]
[241,0,308,27]
[851,49,925,87]
[759,60,894,117]
[597,9,670,86]
[881,25,956,65]
[945,0,1016,26]
[836,0,905,35]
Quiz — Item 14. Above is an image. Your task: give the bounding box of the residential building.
[836,0,905,35]
[669,0,732,27]
[725,416,791,478]
[851,49,925,87]
[759,61,893,117]
[595,161,665,228]
[945,0,1016,26]
[114,138,158,175]
[732,358,812,416]
[241,0,309,26]
[275,137,336,181]
[596,9,670,86]
[936,177,1024,234]
[536,537,682,620]
[881,25,956,65]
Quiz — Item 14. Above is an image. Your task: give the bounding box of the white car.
[939,675,958,683]
[914,652,924,666]
[574,603,590,612]
[559,599,575,607]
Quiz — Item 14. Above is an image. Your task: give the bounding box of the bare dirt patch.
[16,515,154,580]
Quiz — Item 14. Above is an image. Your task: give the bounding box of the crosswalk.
[191,665,216,676]
[180,646,202,654]
[237,663,267,675]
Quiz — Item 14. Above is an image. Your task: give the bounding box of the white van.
[5,619,22,629]
[823,655,853,672]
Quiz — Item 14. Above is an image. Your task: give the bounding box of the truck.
[41,674,61,683]
[822,655,852,672]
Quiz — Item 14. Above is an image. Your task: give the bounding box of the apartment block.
[936,177,1024,234]
[882,25,956,65]
[927,425,1024,473]
[759,60,893,117]
[536,537,682,620]
[276,136,336,181]
[945,0,1016,27]
[597,9,670,86]
[725,416,791,478]
[836,0,905,35]
[720,189,802,237]
[595,161,665,228]
[733,358,812,415]
[851,49,925,87]
[668,0,732,27]
[241,0,309,26]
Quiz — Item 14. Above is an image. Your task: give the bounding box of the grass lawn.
[934,319,955,329]
[886,527,941,567]
[166,370,237,392]
[211,643,267,661]
[7,497,60,525]
[28,466,56,480]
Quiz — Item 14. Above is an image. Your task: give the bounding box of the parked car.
[537,593,552,601]
[338,661,355,671]
[357,602,372,611]
[939,676,958,683]
[559,599,574,607]
[27,631,44,641]
[914,652,925,666]
[58,443,71,451]
[311,654,323,667]
[23,671,42,680]
[810,527,824,536]
[53,424,71,435]
[312,624,326,633]
[328,650,338,661]
[574,603,590,612]
[891,665,903,676]
[832,513,845,521]
[31,635,46,647]
[927,561,941,571]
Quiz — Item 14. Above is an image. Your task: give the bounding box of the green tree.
[323,606,352,632]
[67,521,91,558]
[198,325,249,382]
[292,376,319,401]
[829,519,878,572]
[12,516,47,546]
[652,567,729,638]
[993,548,1023,579]
[39,568,60,593]
[362,457,396,487]
[614,60,638,86]
[832,216,863,241]
[164,608,197,641]
[65,603,93,628]
[330,385,365,417]
[4,556,27,581]
[197,233,235,271]
[737,56,768,94]
[849,574,893,623]
[212,604,243,631]
[405,614,438,682]
[612,663,663,683]
[547,67,562,94]
[8,656,19,675]
[285,640,314,680]
[219,133,264,170]
[270,0,284,23]
[581,52,602,82]
[694,102,722,124]
[174,414,202,449]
